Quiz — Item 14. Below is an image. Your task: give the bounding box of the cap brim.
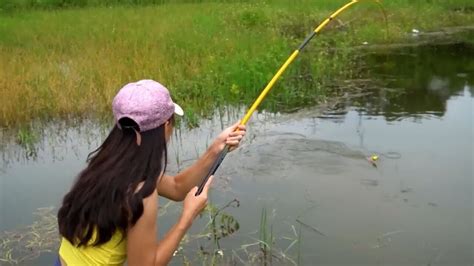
[174,103,184,116]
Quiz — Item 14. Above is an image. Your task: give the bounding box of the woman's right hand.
[181,176,213,224]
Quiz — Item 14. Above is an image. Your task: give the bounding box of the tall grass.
[0,0,473,128]
[0,0,251,12]
[2,0,473,12]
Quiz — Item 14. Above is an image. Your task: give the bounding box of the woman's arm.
[158,122,246,201]
[127,179,213,266]
[157,144,219,201]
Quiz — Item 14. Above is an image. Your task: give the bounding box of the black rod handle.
[195,145,230,196]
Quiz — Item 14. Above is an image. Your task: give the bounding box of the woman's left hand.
[213,121,246,152]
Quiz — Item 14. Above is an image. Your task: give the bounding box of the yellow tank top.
[59,230,127,265]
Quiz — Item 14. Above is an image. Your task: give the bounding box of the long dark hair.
[58,117,170,246]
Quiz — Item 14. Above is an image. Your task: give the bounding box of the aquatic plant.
[15,126,38,158]
[0,207,57,265]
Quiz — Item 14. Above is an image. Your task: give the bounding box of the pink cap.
[112,79,184,132]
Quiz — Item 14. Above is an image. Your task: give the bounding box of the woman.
[57,79,246,265]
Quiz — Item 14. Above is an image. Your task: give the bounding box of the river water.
[0,42,472,265]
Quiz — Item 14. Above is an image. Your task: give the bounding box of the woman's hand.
[180,176,213,225]
[213,121,246,152]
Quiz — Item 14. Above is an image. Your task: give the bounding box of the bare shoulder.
[127,184,160,264]
[142,188,159,215]
[128,182,159,233]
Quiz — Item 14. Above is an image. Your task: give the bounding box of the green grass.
[0,0,473,128]
[15,125,38,156]
[259,207,273,265]
[0,0,242,12]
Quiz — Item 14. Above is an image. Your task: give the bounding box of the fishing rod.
[196,0,387,196]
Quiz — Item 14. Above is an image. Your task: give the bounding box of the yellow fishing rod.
[196,0,387,195]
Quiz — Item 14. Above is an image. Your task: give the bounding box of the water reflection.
[321,42,474,122]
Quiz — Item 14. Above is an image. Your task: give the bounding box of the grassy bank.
[0,0,473,128]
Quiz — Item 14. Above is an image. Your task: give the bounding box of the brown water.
[0,43,473,265]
